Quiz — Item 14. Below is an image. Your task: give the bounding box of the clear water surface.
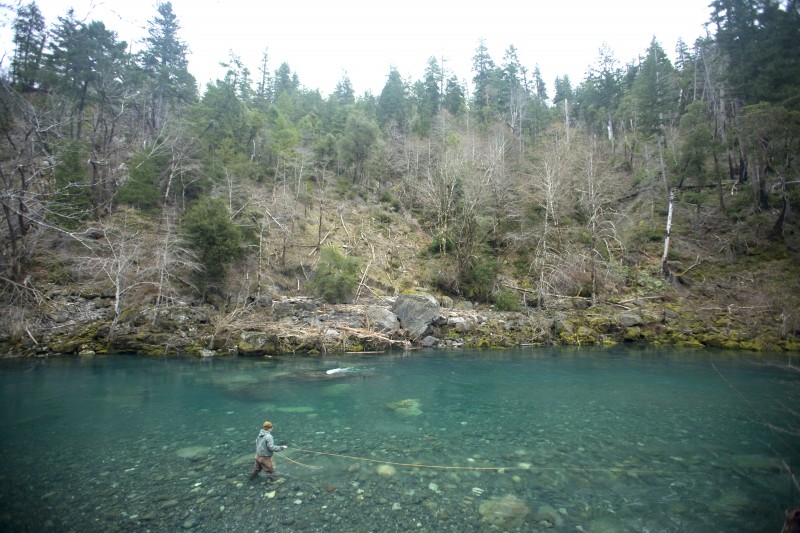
[0,347,798,532]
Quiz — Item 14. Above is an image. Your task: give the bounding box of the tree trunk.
[770,179,787,241]
[661,188,674,280]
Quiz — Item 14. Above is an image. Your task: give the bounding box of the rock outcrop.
[391,292,440,338]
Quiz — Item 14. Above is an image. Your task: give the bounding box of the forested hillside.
[1,1,799,356]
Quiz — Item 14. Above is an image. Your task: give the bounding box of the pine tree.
[332,73,355,106]
[553,75,573,106]
[630,38,677,137]
[44,11,128,139]
[576,44,623,139]
[443,75,465,116]
[138,1,196,131]
[377,67,408,129]
[710,0,800,107]
[471,38,497,122]
[181,197,246,293]
[11,1,47,92]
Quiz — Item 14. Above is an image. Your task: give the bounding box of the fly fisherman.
[249,421,288,481]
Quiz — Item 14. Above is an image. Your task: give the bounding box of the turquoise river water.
[0,347,798,532]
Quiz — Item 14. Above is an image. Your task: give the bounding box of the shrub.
[181,197,245,292]
[51,139,92,228]
[428,234,455,255]
[493,289,522,311]
[310,247,360,303]
[461,255,498,303]
[115,151,166,211]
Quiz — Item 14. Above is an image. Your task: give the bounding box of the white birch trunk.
[661,188,674,278]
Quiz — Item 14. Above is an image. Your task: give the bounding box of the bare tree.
[150,205,198,324]
[529,123,572,307]
[578,136,625,305]
[80,210,148,332]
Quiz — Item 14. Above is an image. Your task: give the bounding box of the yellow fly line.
[285,447,693,477]
[278,452,323,470]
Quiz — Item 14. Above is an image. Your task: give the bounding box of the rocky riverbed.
[2,288,799,358]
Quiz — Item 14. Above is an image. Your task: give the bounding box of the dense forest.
[1,1,799,355]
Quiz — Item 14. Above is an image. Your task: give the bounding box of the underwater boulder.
[478,494,530,530]
[385,398,422,416]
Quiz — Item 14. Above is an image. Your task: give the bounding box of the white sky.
[2,0,714,97]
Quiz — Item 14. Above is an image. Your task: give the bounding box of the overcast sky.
[3,0,714,97]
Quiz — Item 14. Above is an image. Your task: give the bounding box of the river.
[0,347,797,532]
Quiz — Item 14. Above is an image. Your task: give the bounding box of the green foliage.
[710,0,800,107]
[114,151,167,211]
[310,247,360,303]
[493,289,522,311]
[460,255,498,303]
[378,68,409,129]
[137,0,197,118]
[11,2,46,91]
[181,197,245,291]
[44,14,128,121]
[428,234,455,255]
[340,110,379,183]
[114,178,161,212]
[629,38,676,136]
[634,270,668,294]
[677,100,714,184]
[629,220,663,248]
[190,80,248,153]
[51,139,92,228]
[442,75,465,116]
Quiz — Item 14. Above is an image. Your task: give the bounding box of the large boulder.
[391,292,440,338]
[478,494,530,530]
[618,312,644,327]
[365,306,401,333]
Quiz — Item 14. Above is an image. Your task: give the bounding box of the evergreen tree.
[340,110,379,184]
[332,72,355,106]
[710,0,800,107]
[410,57,444,135]
[629,37,677,136]
[673,37,698,114]
[532,65,548,101]
[676,100,714,185]
[181,197,246,293]
[11,1,46,92]
[471,38,498,122]
[191,78,247,155]
[443,75,465,116]
[44,11,128,139]
[273,62,299,99]
[138,1,196,131]
[422,56,442,116]
[221,52,253,102]
[552,75,573,106]
[377,67,408,129]
[575,44,623,138]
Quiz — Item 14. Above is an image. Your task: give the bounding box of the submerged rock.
[478,494,530,530]
[376,464,396,477]
[534,504,564,527]
[176,446,210,459]
[385,398,422,416]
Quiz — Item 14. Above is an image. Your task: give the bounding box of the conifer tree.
[11,1,46,92]
[378,67,408,130]
[138,1,196,132]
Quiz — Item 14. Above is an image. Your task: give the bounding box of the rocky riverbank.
[3,289,799,358]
